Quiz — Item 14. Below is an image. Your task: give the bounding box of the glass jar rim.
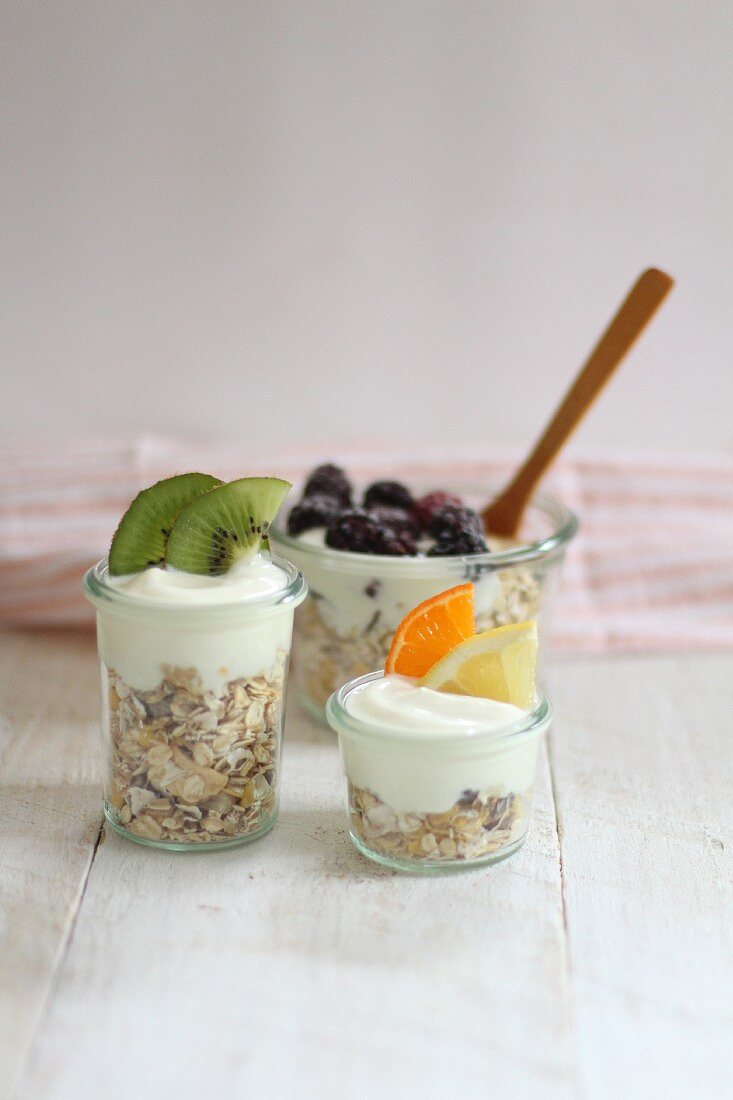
[326,670,552,747]
[83,554,308,622]
[272,488,578,573]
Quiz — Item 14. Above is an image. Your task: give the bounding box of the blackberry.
[379,530,418,556]
[325,509,387,554]
[367,505,420,539]
[287,494,341,536]
[363,480,414,510]
[303,463,352,505]
[411,490,463,533]
[427,503,484,540]
[427,528,488,557]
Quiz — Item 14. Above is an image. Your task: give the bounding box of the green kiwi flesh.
[165,477,291,575]
[108,472,223,575]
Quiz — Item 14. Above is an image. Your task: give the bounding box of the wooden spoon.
[482,267,675,537]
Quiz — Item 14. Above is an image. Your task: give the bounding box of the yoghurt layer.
[109,554,288,605]
[346,674,524,734]
[98,554,294,694]
[279,527,502,636]
[338,674,541,813]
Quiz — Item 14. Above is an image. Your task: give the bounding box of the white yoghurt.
[98,554,296,695]
[347,674,524,732]
[276,527,502,637]
[337,674,543,814]
[110,555,288,605]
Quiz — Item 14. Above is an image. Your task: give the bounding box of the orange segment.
[384,583,475,678]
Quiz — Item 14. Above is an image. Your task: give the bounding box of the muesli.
[349,784,529,864]
[104,656,285,845]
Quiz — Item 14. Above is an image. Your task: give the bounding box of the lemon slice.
[419,620,538,709]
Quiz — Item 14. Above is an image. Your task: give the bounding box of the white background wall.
[3,1,732,457]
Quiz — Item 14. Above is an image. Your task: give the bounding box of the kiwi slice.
[108,472,222,575]
[166,477,292,575]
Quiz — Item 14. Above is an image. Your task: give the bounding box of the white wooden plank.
[549,652,733,1100]
[19,705,575,1100]
[0,629,102,1099]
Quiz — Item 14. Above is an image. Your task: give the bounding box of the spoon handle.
[482,267,674,537]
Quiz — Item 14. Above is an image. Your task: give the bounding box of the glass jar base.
[349,827,527,874]
[104,804,277,852]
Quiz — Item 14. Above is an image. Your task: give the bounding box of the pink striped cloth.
[2,436,733,653]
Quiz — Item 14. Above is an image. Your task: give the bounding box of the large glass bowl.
[271,483,578,719]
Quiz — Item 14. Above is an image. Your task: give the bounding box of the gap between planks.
[18,702,578,1099]
[545,725,582,1100]
[0,628,102,1100]
[9,815,105,1099]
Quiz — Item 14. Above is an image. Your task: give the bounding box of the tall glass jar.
[272,485,577,719]
[327,671,552,873]
[83,557,307,850]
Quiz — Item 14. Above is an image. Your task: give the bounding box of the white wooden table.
[1,627,732,1100]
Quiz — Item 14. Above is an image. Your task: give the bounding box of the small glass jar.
[272,484,577,719]
[83,557,307,850]
[326,671,552,873]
